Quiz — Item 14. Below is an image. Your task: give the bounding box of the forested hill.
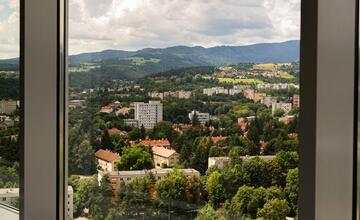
[69,40,299,64]
[0,40,299,82]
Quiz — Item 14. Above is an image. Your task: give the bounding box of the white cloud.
[0,0,19,59]
[69,0,300,55]
[0,0,300,58]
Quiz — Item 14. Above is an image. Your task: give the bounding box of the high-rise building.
[134,101,163,129]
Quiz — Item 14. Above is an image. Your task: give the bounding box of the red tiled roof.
[210,136,228,144]
[152,146,177,158]
[95,149,120,162]
[108,128,128,136]
[140,139,170,147]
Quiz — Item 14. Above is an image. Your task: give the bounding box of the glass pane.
[68,1,300,219]
[0,0,20,217]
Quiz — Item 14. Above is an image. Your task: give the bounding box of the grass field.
[126,57,161,65]
[253,63,292,71]
[218,77,263,84]
[278,71,295,79]
[69,63,100,73]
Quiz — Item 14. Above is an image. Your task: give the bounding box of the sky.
[0,0,300,59]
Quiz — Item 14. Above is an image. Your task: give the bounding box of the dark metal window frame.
[19,0,358,219]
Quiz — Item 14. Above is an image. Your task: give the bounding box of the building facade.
[262,95,278,107]
[0,100,18,114]
[134,101,163,129]
[152,146,179,168]
[272,102,292,115]
[293,94,300,108]
[188,110,210,124]
[95,149,120,173]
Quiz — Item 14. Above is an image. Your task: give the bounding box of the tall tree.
[101,128,114,150]
[117,144,154,171]
[285,168,299,217]
[257,199,290,220]
[206,171,225,208]
[72,140,97,175]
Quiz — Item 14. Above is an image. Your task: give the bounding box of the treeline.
[70,154,298,220]
[0,77,19,100]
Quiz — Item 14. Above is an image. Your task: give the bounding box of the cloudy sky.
[0,0,300,59]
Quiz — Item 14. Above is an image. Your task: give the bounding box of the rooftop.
[109,168,200,176]
[95,149,120,162]
[108,128,128,136]
[152,146,177,158]
[140,139,170,147]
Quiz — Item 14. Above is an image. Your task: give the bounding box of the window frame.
[19,0,358,219]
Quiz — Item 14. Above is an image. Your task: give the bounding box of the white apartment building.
[188,110,210,124]
[262,95,278,107]
[106,168,200,184]
[134,101,163,129]
[203,87,229,96]
[208,155,276,168]
[0,188,18,207]
[0,187,74,218]
[256,83,299,90]
[0,100,18,114]
[272,102,293,115]
[67,186,74,219]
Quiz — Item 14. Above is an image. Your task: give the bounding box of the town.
[0,62,299,219]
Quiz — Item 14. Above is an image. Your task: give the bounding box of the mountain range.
[0,40,299,80]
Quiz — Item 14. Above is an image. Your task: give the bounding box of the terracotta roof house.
[140,139,171,148]
[95,149,120,173]
[210,136,228,144]
[151,146,179,168]
[107,128,128,136]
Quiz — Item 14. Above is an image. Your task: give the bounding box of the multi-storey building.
[261,95,278,107]
[95,149,120,173]
[188,110,210,124]
[134,101,163,129]
[0,187,74,218]
[0,100,18,114]
[208,155,276,168]
[106,168,200,185]
[203,87,229,96]
[293,94,300,108]
[152,146,179,168]
[68,100,86,109]
[272,102,292,115]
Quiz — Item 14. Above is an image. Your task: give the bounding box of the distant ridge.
[0,40,299,80]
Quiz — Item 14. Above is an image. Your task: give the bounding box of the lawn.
[278,71,295,79]
[127,57,161,65]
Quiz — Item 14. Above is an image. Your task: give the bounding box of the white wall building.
[134,101,163,129]
[262,96,278,107]
[272,102,293,115]
[95,149,120,173]
[203,87,229,96]
[0,188,18,207]
[188,110,210,124]
[0,187,74,218]
[106,168,200,184]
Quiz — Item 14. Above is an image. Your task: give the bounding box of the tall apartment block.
[134,101,163,129]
